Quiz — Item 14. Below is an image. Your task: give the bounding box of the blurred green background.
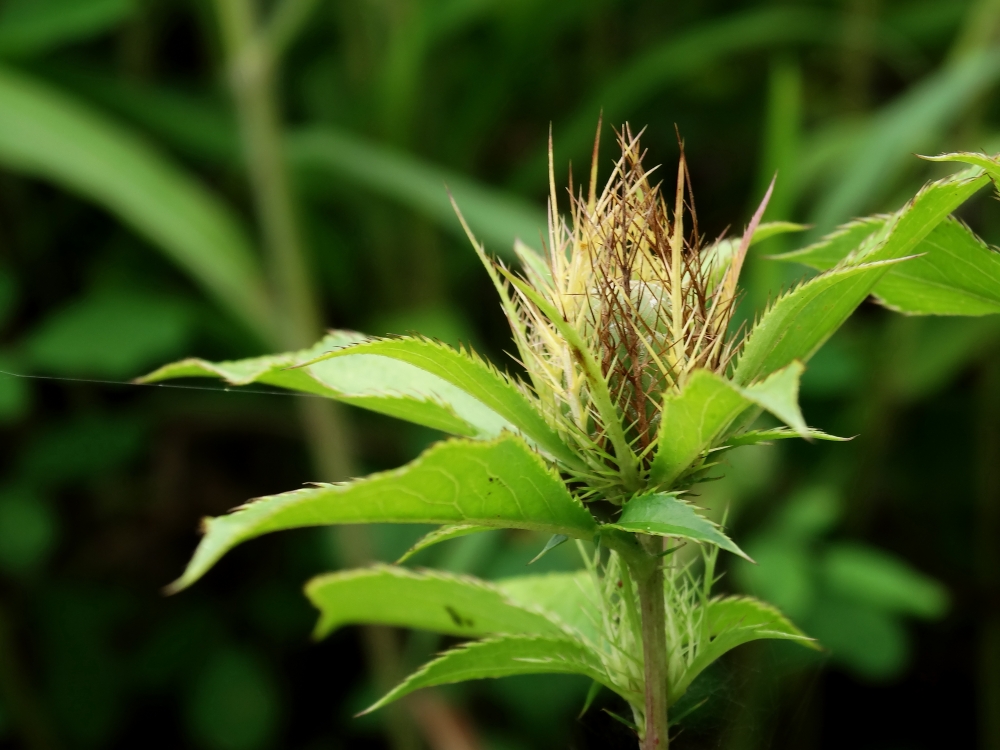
[0,0,998,748]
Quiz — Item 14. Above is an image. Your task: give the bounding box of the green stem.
[632,541,669,750]
[210,3,418,749]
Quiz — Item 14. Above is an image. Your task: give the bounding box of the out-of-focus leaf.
[309,337,581,468]
[0,66,273,339]
[288,128,544,257]
[21,413,145,485]
[513,7,833,188]
[822,543,948,619]
[25,289,194,378]
[806,597,908,680]
[606,492,750,561]
[892,315,1000,402]
[735,166,990,384]
[0,354,30,424]
[306,566,567,640]
[734,536,815,620]
[0,0,132,58]
[140,331,510,439]
[810,49,1000,232]
[361,635,622,714]
[672,596,814,702]
[169,435,596,593]
[723,427,849,447]
[185,646,280,750]
[0,486,57,575]
[396,524,492,563]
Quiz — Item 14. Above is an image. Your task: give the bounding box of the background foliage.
[0,0,998,748]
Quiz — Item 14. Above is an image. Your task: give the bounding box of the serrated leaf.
[305,565,567,640]
[703,221,811,291]
[650,364,810,488]
[777,216,1000,316]
[605,492,751,561]
[650,370,751,487]
[0,65,273,340]
[773,215,887,269]
[671,596,814,702]
[361,635,625,715]
[396,524,492,563]
[140,332,509,438]
[497,571,601,643]
[305,336,582,468]
[735,167,991,384]
[722,427,851,447]
[741,361,807,436]
[872,218,1000,316]
[169,434,596,592]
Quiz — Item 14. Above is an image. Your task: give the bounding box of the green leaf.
[773,215,888,269]
[703,222,811,291]
[396,524,493,563]
[304,565,568,640]
[140,332,509,439]
[650,364,810,488]
[741,361,807,436]
[872,218,1000,316]
[671,596,814,702]
[0,0,133,58]
[722,427,851,448]
[737,166,991,384]
[497,571,601,643]
[361,635,624,715]
[169,434,596,592]
[307,336,582,468]
[0,65,273,340]
[605,492,751,561]
[777,217,1000,317]
[288,128,544,259]
[528,534,569,564]
[649,370,751,487]
[822,543,948,619]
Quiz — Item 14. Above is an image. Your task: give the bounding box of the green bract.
[143,133,1000,749]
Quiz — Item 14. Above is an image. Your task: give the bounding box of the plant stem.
[634,542,669,749]
[210,3,418,749]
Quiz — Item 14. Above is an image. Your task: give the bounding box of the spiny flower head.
[472,126,772,500]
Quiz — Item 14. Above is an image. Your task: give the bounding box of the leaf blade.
[169,434,596,592]
[304,565,567,640]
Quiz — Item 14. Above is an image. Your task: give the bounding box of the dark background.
[0,0,998,748]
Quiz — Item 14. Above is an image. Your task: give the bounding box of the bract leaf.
[140,332,510,438]
[305,337,583,469]
[650,363,810,488]
[396,524,492,563]
[671,596,815,702]
[650,370,750,488]
[304,565,567,640]
[735,166,990,384]
[741,361,807,437]
[529,534,569,564]
[361,635,625,715]
[605,492,751,561]
[168,434,596,593]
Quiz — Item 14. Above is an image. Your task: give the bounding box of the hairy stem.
[210,3,418,749]
[634,542,669,749]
